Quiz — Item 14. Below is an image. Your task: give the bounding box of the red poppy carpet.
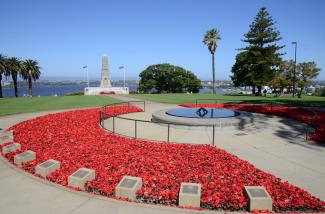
[1,105,324,212]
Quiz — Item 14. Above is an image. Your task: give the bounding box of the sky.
[1,0,325,80]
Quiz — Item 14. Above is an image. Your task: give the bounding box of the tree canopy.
[138,64,201,93]
[231,7,284,94]
[296,61,320,97]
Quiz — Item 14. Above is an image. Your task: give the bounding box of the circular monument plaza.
[0,96,325,213]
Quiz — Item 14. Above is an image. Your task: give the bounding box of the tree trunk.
[298,88,303,98]
[257,85,262,96]
[12,74,18,97]
[28,76,32,96]
[212,53,216,94]
[0,74,3,98]
[252,86,256,94]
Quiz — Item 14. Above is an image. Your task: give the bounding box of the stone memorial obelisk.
[84,54,129,95]
[100,55,111,88]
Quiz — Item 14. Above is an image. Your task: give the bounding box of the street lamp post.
[119,66,125,88]
[292,42,297,97]
[83,65,89,88]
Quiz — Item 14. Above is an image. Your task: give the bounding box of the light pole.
[292,42,297,97]
[119,66,125,88]
[83,65,89,88]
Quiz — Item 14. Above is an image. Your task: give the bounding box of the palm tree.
[7,57,22,97]
[22,59,41,96]
[0,54,9,98]
[203,28,221,94]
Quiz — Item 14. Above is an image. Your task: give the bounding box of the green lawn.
[127,93,325,107]
[1,93,324,117]
[0,95,119,117]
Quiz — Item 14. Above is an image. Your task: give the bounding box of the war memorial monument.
[84,55,129,95]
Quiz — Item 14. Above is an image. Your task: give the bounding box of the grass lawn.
[127,93,325,107]
[0,95,118,117]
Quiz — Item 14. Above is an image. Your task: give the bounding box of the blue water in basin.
[166,108,239,118]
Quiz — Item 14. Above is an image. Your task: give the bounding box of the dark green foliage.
[231,7,284,94]
[231,51,252,87]
[138,64,201,93]
[6,57,23,97]
[21,59,41,96]
[0,54,42,98]
[296,61,321,98]
[0,54,9,98]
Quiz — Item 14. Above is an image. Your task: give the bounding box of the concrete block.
[115,176,142,200]
[0,135,13,145]
[179,182,201,207]
[14,150,36,167]
[2,143,21,155]
[68,168,95,190]
[35,159,60,177]
[244,186,272,211]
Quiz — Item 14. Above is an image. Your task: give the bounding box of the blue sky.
[1,0,325,80]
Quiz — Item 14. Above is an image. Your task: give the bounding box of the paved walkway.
[0,95,325,214]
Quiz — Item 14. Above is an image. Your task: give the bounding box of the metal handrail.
[195,98,320,141]
[100,99,319,144]
[99,101,218,144]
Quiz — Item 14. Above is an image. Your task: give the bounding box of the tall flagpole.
[119,66,125,88]
[83,65,89,88]
[87,66,89,88]
[123,67,126,88]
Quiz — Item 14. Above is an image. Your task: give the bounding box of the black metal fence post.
[135,120,137,139]
[99,111,102,126]
[113,117,115,133]
[212,125,215,146]
[167,123,170,143]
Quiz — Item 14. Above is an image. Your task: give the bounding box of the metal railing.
[100,101,219,145]
[99,99,320,145]
[194,98,319,141]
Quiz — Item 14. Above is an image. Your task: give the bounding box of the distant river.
[2,84,228,97]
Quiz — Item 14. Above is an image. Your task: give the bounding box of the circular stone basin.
[166,108,239,118]
[152,107,253,129]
